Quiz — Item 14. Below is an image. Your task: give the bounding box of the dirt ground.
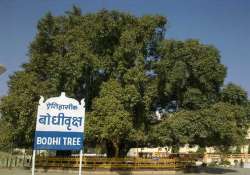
[0,167,250,175]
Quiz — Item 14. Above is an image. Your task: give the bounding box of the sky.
[0,0,249,97]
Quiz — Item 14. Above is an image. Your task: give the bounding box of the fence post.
[174,158,176,169]
[6,157,9,168]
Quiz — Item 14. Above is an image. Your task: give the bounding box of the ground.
[0,168,250,175]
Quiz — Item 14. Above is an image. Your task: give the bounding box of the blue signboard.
[34,92,85,150]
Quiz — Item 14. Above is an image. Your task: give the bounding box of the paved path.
[0,168,250,175]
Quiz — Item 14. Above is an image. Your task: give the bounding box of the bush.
[219,160,231,166]
[235,146,241,154]
[208,161,218,167]
[196,147,206,154]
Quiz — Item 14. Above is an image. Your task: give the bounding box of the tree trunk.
[113,141,119,158]
[106,141,115,157]
[106,140,126,157]
[118,141,131,157]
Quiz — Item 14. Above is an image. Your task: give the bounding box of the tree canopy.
[150,103,249,150]
[221,83,248,105]
[0,7,249,156]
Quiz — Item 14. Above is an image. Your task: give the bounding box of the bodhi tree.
[1,7,249,157]
[0,8,166,154]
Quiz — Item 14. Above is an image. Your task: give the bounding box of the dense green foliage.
[150,103,249,150]
[221,83,248,105]
[0,7,249,156]
[156,39,226,110]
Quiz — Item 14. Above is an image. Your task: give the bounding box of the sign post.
[32,92,85,174]
[31,150,36,175]
[79,149,83,175]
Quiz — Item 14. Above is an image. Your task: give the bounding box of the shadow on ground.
[183,167,238,174]
[112,169,132,175]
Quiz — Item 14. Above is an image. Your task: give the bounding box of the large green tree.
[0,8,166,151]
[1,7,249,156]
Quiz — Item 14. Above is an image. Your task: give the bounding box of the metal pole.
[79,149,83,175]
[9,137,13,169]
[31,150,36,175]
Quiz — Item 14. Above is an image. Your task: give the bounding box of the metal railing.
[204,153,250,161]
[31,156,195,169]
[0,155,27,168]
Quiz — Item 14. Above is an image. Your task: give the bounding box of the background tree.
[0,72,54,147]
[150,102,249,153]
